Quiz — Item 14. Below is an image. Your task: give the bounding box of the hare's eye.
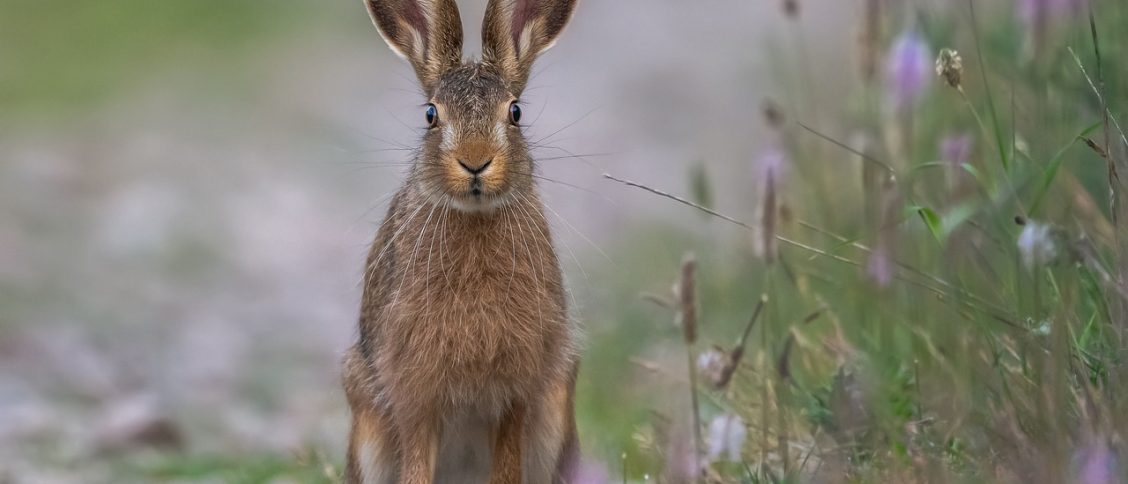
[425,104,438,128]
[508,102,522,126]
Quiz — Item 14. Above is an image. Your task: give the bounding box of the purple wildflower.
[1017,221,1058,270]
[867,182,900,288]
[696,347,728,389]
[664,425,702,484]
[940,134,974,168]
[706,414,747,463]
[866,244,894,287]
[565,459,611,484]
[885,31,933,111]
[1075,440,1120,484]
[754,146,789,262]
[1017,0,1088,25]
[755,146,789,189]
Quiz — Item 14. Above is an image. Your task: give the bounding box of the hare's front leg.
[394,405,440,484]
[489,402,527,484]
[345,404,398,484]
[343,347,399,484]
[524,366,580,484]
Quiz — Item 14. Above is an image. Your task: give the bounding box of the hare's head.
[365,0,577,212]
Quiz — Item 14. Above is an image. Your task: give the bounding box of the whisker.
[522,192,589,303]
[509,194,546,323]
[346,128,417,152]
[438,200,456,292]
[528,174,619,206]
[424,195,451,297]
[530,98,550,127]
[539,194,612,264]
[532,152,620,163]
[365,188,436,287]
[391,197,442,311]
[531,106,601,146]
[341,147,418,154]
[504,204,519,295]
[384,107,425,136]
[528,145,604,171]
[347,190,400,239]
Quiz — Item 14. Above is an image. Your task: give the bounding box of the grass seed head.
[936,48,964,90]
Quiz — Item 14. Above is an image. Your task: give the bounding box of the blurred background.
[3,0,1126,482]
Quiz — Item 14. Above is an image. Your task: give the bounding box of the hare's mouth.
[448,183,511,213]
[441,159,511,212]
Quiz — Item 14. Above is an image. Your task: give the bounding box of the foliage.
[586,1,1128,482]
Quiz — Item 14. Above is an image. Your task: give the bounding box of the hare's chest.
[402,267,566,391]
[378,211,569,399]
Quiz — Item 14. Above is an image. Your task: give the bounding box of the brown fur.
[346,1,581,482]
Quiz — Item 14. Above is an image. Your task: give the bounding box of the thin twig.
[603,173,1020,324]
[1068,47,1128,157]
[797,122,895,174]
[1087,11,1117,229]
[603,173,754,230]
[717,295,768,389]
[678,255,703,482]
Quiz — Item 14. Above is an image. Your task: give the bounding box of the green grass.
[0,2,338,123]
[136,452,338,483]
[578,2,1128,482]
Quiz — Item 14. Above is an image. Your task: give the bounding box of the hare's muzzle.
[457,157,494,198]
[458,158,493,176]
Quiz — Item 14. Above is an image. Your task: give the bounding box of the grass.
[136,451,338,482]
[578,1,1128,482]
[0,1,339,123]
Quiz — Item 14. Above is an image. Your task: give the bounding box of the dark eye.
[425,104,438,128]
[508,102,522,125]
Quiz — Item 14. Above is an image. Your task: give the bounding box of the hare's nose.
[458,158,492,175]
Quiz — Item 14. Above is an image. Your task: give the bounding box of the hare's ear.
[481,0,578,94]
[365,0,463,94]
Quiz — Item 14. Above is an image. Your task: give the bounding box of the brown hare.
[341,0,581,482]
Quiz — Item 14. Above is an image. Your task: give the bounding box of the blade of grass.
[967,0,1010,172]
[1028,121,1104,215]
[917,206,944,243]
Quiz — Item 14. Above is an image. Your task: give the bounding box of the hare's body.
[343,0,581,482]
[343,186,578,483]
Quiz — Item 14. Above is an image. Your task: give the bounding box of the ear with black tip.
[364,0,464,94]
[481,0,578,94]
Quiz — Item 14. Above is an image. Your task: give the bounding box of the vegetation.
[581,1,1128,482]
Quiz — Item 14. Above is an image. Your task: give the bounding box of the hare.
[341,0,581,482]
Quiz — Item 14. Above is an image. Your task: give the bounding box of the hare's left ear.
[365,0,464,94]
[481,0,578,94]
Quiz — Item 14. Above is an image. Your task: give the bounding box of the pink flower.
[885,31,933,110]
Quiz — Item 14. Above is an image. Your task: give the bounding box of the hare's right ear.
[364,0,463,94]
[481,0,578,94]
